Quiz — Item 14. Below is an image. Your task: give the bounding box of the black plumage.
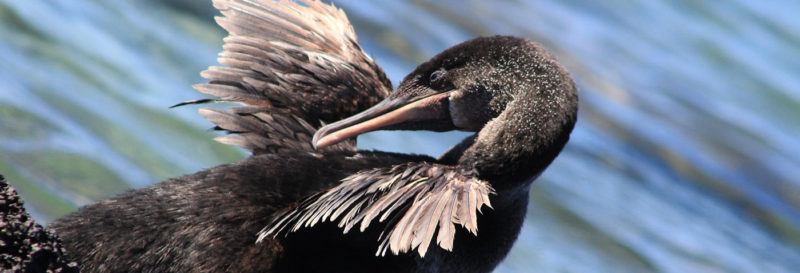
[49,0,578,272]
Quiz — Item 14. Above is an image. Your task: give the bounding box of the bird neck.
[456,89,577,193]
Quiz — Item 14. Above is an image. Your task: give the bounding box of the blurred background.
[1,0,799,272]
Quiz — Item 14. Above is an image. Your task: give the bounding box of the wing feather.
[435,188,458,251]
[182,0,392,154]
[259,163,495,257]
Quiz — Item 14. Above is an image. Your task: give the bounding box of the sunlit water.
[1,0,798,272]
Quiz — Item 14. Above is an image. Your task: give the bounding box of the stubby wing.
[259,163,495,257]
[185,0,392,154]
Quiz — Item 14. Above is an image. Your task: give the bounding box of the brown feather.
[259,163,495,257]
[176,0,393,154]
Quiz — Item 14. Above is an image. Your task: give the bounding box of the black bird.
[49,0,578,272]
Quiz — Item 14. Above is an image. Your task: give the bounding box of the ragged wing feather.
[184,0,392,154]
[259,163,495,257]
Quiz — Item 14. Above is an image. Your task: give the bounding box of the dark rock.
[0,174,80,273]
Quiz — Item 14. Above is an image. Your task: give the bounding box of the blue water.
[1,0,798,272]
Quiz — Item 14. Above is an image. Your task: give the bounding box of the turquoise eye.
[429,71,444,81]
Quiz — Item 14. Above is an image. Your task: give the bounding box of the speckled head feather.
[430,36,579,186]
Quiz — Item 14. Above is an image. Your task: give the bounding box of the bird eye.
[429,71,444,82]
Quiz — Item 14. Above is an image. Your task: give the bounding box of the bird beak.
[313,91,452,149]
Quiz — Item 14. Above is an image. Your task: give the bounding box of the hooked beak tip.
[311,128,327,150]
[311,138,325,151]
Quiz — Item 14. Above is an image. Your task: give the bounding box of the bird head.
[313,36,577,154]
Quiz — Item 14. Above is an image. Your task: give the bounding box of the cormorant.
[49,0,578,272]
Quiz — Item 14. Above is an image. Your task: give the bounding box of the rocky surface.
[0,174,79,273]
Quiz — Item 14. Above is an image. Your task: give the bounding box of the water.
[1,0,798,272]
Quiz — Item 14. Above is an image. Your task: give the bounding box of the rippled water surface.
[1,0,798,272]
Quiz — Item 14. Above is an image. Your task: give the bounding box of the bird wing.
[259,163,495,257]
[181,0,392,154]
